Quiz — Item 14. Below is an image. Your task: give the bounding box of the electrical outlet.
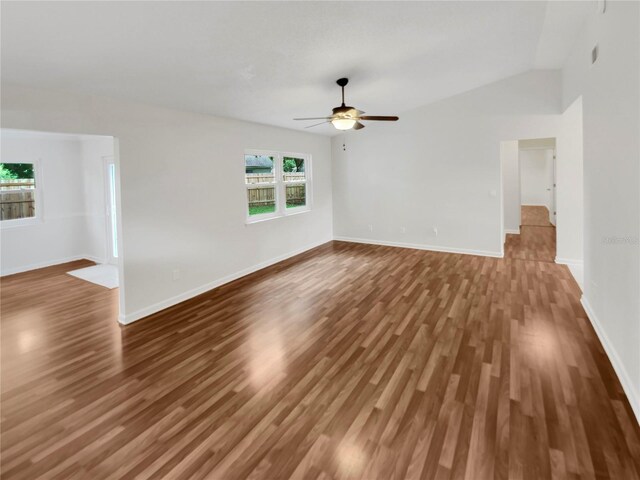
[368,224,373,232]
[433,227,438,236]
[172,268,180,281]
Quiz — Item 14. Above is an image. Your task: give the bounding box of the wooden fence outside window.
[0,179,35,221]
[245,173,306,207]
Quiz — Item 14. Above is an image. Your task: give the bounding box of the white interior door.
[104,157,119,265]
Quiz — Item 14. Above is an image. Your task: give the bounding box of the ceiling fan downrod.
[337,78,348,106]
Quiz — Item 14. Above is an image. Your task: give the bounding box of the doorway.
[519,140,556,228]
[0,128,124,321]
[501,137,557,262]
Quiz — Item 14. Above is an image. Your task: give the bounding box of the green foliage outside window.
[283,157,304,173]
[0,163,34,179]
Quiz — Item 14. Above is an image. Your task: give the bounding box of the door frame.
[103,155,118,265]
[518,143,557,226]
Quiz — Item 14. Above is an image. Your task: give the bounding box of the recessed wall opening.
[0,129,122,313]
[501,137,557,263]
[500,95,585,290]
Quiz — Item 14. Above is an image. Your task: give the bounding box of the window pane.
[286,184,306,209]
[247,185,276,216]
[0,163,36,221]
[283,157,305,182]
[245,155,274,184]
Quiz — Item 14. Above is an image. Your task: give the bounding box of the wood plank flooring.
[521,206,553,227]
[1,238,639,479]
[504,226,556,263]
[505,206,557,263]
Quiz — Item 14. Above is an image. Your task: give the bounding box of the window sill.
[0,217,41,229]
[245,208,311,225]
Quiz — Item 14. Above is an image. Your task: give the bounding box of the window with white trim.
[244,151,311,222]
[0,162,40,224]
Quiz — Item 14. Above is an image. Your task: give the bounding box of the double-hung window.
[244,150,311,222]
[0,162,40,225]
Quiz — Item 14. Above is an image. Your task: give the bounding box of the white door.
[104,157,119,265]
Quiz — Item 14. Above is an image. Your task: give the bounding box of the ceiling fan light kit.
[332,118,357,130]
[294,78,399,131]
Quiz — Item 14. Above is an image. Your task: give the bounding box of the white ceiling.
[1,1,590,135]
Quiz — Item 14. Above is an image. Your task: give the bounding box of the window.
[245,154,276,217]
[283,156,307,209]
[0,162,40,224]
[245,150,311,222]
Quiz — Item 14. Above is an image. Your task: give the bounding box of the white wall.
[80,136,114,262]
[556,96,583,264]
[501,140,520,237]
[1,85,333,323]
[519,148,553,208]
[332,70,561,257]
[562,1,639,419]
[0,132,110,275]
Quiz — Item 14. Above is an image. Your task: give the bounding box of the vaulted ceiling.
[1,1,591,134]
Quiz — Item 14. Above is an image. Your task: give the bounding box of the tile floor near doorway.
[1,232,639,479]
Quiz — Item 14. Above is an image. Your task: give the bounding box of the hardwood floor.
[1,239,639,479]
[505,206,556,263]
[521,206,553,227]
[504,226,556,263]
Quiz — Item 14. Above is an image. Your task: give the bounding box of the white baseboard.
[118,238,330,325]
[555,257,583,266]
[333,236,503,258]
[1,254,105,277]
[505,228,520,235]
[555,257,584,288]
[565,263,584,291]
[581,296,640,423]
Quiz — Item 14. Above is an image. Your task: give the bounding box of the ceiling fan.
[294,78,399,131]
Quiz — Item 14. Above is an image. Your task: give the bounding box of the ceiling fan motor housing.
[332,105,357,116]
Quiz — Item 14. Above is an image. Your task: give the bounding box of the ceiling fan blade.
[293,117,331,121]
[353,121,365,130]
[305,121,330,129]
[359,116,399,121]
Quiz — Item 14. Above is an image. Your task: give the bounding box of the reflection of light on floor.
[18,330,37,353]
[248,326,287,391]
[112,319,124,369]
[522,314,561,363]
[336,441,366,477]
[9,308,46,354]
